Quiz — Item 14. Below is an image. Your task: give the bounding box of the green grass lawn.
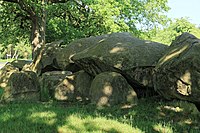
[0,97,200,133]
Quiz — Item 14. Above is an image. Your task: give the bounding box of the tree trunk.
[40,0,47,46]
[31,16,40,59]
[3,0,48,59]
[30,1,46,59]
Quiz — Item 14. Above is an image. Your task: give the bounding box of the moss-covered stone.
[55,34,108,72]
[72,32,168,89]
[55,70,93,102]
[89,72,138,107]
[39,71,72,101]
[39,70,93,102]
[1,71,40,102]
[154,33,200,103]
[0,63,19,89]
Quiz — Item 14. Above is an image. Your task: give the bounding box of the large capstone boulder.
[55,70,93,102]
[55,34,107,72]
[89,72,138,107]
[39,71,72,101]
[26,36,107,75]
[153,33,200,104]
[72,32,168,96]
[1,71,40,102]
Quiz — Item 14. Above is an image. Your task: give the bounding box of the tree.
[147,18,200,45]
[0,0,170,58]
[1,0,69,58]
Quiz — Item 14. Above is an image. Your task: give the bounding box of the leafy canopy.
[0,0,170,58]
[147,18,200,45]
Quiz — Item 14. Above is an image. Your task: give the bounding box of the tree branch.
[2,0,18,3]
[18,1,36,18]
[48,0,70,3]
[2,0,36,19]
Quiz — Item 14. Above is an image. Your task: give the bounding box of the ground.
[0,97,200,133]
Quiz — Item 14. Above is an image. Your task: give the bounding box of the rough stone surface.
[55,70,93,101]
[124,67,157,97]
[0,63,19,89]
[89,72,138,107]
[71,32,167,97]
[153,33,200,103]
[1,71,40,102]
[124,67,154,87]
[56,34,107,72]
[73,33,167,71]
[39,71,72,101]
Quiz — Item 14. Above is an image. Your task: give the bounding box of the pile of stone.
[1,32,199,109]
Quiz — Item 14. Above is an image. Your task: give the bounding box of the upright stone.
[54,70,93,101]
[1,71,40,102]
[89,72,138,107]
[153,33,200,108]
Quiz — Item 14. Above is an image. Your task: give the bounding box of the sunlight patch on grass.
[153,123,173,133]
[0,110,22,122]
[0,112,15,122]
[58,114,144,133]
[0,98,200,132]
[27,111,57,125]
[184,119,193,125]
[163,105,183,112]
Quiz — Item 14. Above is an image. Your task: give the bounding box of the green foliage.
[0,1,31,59]
[0,98,199,132]
[14,38,32,59]
[46,0,170,43]
[0,0,170,49]
[146,18,200,45]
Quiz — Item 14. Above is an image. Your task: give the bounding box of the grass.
[0,97,200,133]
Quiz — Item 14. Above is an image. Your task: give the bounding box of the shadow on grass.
[0,97,200,133]
[126,97,200,133]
